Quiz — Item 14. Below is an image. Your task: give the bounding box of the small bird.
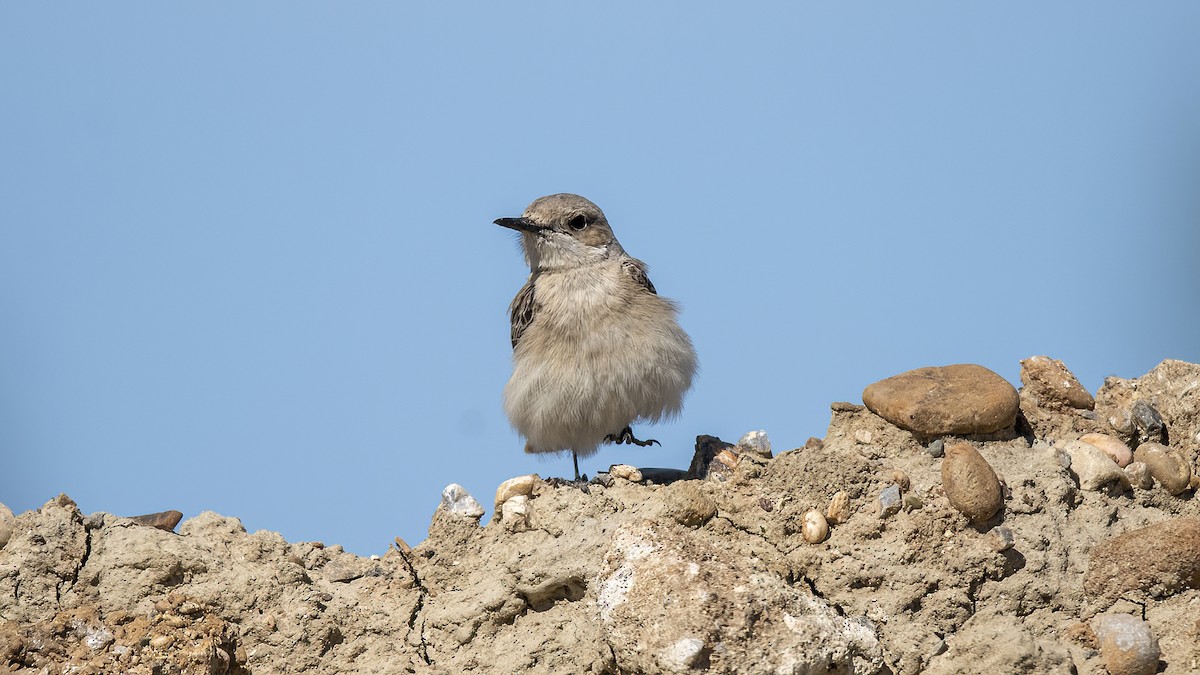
[494,194,697,480]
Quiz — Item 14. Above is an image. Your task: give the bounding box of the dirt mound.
[2,358,1199,674]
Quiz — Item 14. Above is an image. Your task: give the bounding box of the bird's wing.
[509,276,539,350]
[622,258,658,295]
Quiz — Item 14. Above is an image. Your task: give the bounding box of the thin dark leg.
[573,451,581,481]
[604,426,660,447]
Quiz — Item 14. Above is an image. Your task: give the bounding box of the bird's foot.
[605,426,660,447]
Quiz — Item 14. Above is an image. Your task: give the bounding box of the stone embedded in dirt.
[1123,461,1154,490]
[440,483,485,520]
[493,473,539,509]
[1084,517,1200,608]
[1090,614,1160,675]
[1079,433,1133,468]
[826,491,851,525]
[801,510,829,544]
[124,510,184,532]
[1019,355,1095,411]
[1131,400,1167,446]
[688,435,738,481]
[941,442,1003,524]
[877,484,902,519]
[862,364,1020,435]
[1064,440,1130,493]
[609,464,643,482]
[500,494,531,529]
[1132,442,1192,495]
[737,430,772,458]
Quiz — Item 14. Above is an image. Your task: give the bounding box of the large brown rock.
[862,364,1019,435]
[1084,517,1200,609]
[1019,355,1095,411]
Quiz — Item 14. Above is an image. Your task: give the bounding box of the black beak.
[494,217,545,233]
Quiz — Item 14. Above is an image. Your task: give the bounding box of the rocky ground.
[2,358,1199,675]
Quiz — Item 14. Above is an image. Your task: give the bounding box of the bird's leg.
[605,426,660,447]
[573,451,581,481]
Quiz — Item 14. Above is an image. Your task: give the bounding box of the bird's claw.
[605,426,660,447]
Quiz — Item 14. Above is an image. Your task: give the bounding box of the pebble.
[827,491,851,524]
[890,469,910,491]
[494,474,538,509]
[862,364,1020,435]
[988,526,1015,552]
[1079,433,1133,468]
[1132,442,1192,495]
[440,484,485,520]
[877,484,903,519]
[1084,517,1200,605]
[125,510,185,532]
[609,464,643,482]
[659,637,706,670]
[1019,355,1095,410]
[0,503,13,549]
[925,439,945,458]
[737,430,772,457]
[500,495,531,528]
[1130,401,1166,445]
[1123,462,1153,490]
[1091,614,1160,675]
[1064,440,1130,493]
[802,510,829,544]
[941,442,1003,524]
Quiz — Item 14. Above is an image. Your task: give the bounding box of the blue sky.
[3,4,1198,555]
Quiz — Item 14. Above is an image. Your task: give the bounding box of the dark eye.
[567,214,588,231]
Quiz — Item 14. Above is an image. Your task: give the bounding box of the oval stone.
[1079,433,1132,468]
[1091,614,1160,675]
[941,442,1003,523]
[863,364,1019,435]
[1132,443,1192,495]
[1084,517,1200,607]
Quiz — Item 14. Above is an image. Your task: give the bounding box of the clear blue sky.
[3,4,1197,555]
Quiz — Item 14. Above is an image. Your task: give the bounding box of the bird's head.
[494,193,625,271]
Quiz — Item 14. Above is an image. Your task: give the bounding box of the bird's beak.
[494,217,545,233]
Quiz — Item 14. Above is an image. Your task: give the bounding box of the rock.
[440,483,485,520]
[737,430,772,458]
[827,491,851,524]
[494,474,539,509]
[877,484,903,519]
[862,364,1020,435]
[1091,614,1160,675]
[1132,442,1192,495]
[609,464,643,482]
[124,510,185,532]
[0,502,13,549]
[941,442,1003,524]
[802,510,829,544]
[1018,355,1095,410]
[1123,462,1154,490]
[687,435,738,481]
[1130,400,1166,445]
[1064,440,1130,493]
[1079,433,1133,468]
[599,521,883,673]
[925,438,945,458]
[1084,517,1200,607]
[653,483,717,528]
[988,526,1015,552]
[500,495,531,529]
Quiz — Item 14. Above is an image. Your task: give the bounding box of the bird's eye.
[567,214,588,231]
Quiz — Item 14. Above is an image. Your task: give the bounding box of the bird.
[494,193,697,480]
